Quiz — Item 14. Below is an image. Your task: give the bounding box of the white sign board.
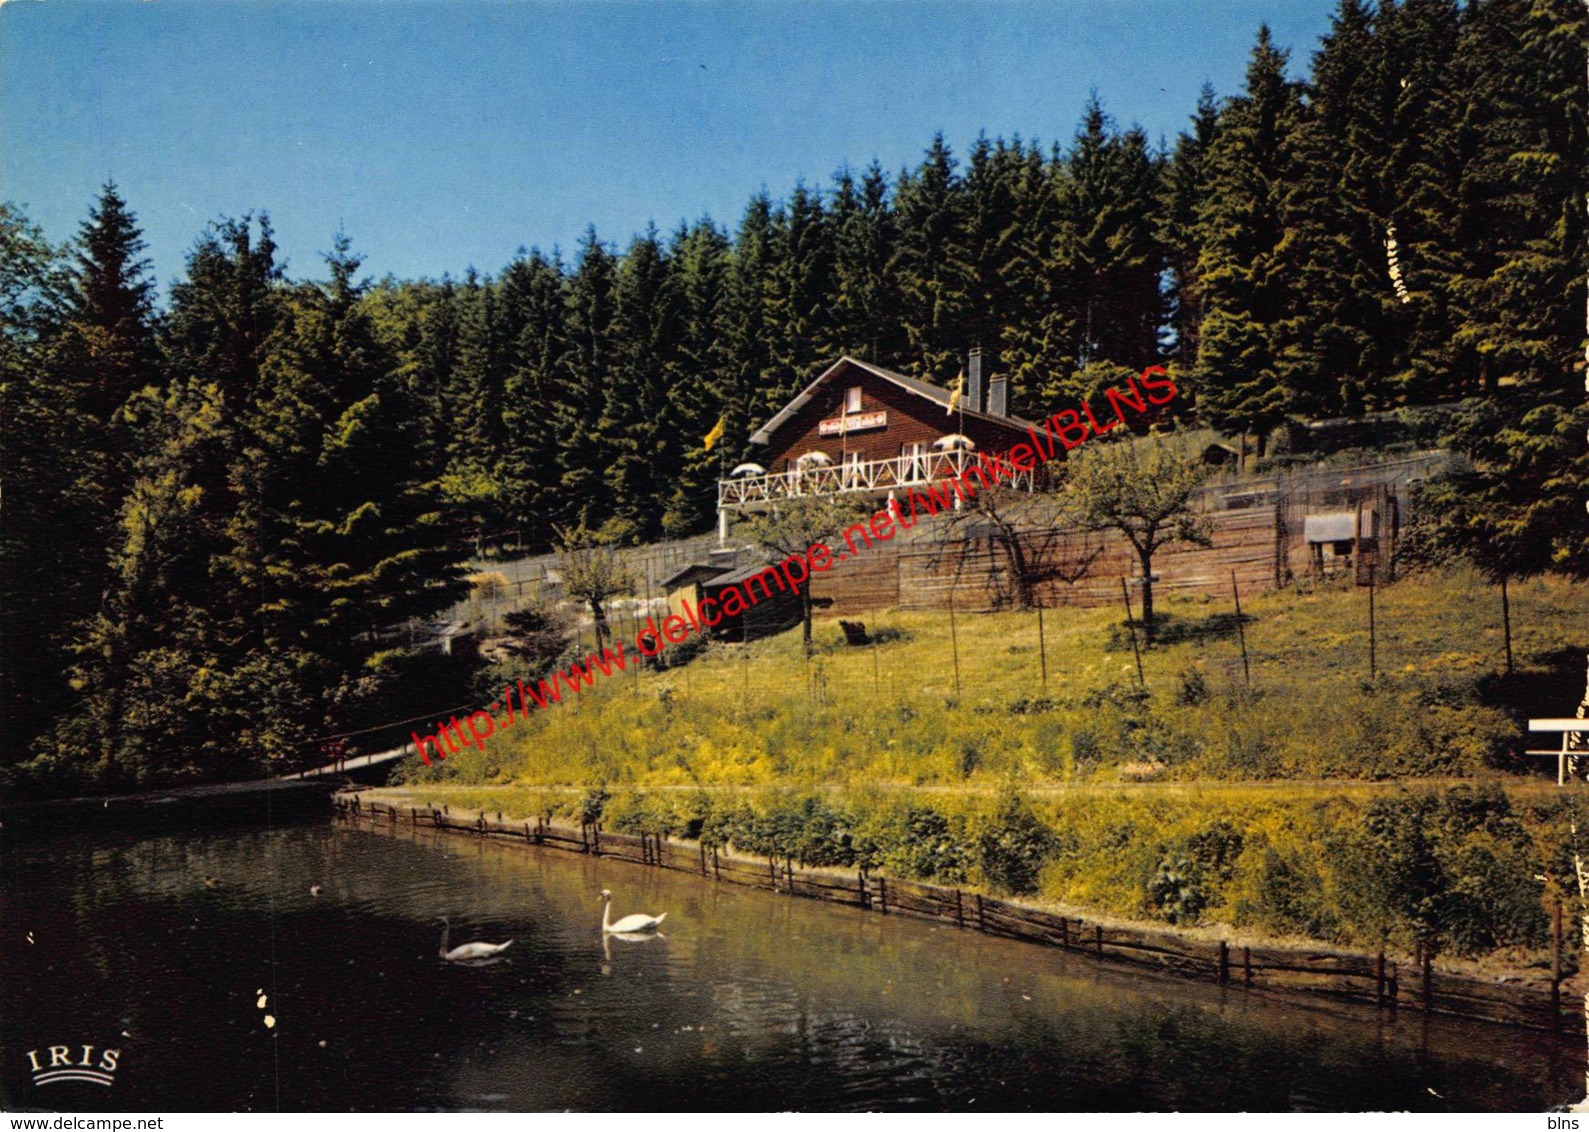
[819,411,887,436]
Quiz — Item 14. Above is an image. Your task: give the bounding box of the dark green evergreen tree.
[1192,26,1307,453]
[1161,85,1221,372]
[829,163,904,366]
[890,133,971,381]
[554,228,618,529]
[0,204,76,763]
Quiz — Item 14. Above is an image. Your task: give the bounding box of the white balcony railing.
[717,449,1037,510]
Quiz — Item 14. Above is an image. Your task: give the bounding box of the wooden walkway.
[281,743,413,781]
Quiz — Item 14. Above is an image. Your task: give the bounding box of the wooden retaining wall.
[334,794,1573,1034]
[810,453,1453,617]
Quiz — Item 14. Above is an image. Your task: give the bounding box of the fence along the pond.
[336,796,1571,1034]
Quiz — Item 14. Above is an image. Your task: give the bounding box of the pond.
[2,819,1579,1111]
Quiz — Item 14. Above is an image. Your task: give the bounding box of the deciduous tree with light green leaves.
[737,494,871,653]
[555,524,634,651]
[1062,434,1212,645]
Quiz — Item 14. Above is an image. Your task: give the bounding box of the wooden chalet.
[717,352,1042,532]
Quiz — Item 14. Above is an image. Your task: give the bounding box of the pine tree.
[960,136,1053,413]
[498,249,569,549]
[829,163,904,365]
[554,228,618,529]
[58,183,160,423]
[1161,85,1221,371]
[662,219,734,537]
[722,194,780,436]
[890,133,971,380]
[0,204,76,764]
[440,268,512,544]
[1422,0,1589,579]
[605,224,683,539]
[1192,26,1307,454]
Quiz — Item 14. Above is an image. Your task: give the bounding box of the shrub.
[974,787,1060,895]
[577,785,611,825]
[1149,857,1207,924]
[1175,666,1210,706]
[856,803,971,883]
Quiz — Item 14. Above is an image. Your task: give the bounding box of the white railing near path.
[718,449,1038,510]
[1527,718,1589,786]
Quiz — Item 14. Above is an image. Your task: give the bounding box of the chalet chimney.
[967,348,984,414]
[988,373,1008,417]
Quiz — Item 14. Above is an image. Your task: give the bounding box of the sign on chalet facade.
[717,353,1040,524]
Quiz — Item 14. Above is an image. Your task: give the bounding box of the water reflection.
[0,821,1579,1112]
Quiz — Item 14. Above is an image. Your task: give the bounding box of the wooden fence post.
[1387,961,1399,1008]
[1119,579,1145,686]
[1218,940,1230,985]
[700,842,708,876]
[1232,569,1251,686]
[712,846,720,881]
[1421,944,1432,1013]
[1243,946,1252,986]
[1376,951,1386,1008]
[1552,900,1563,1030]
[1094,924,1104,957]
[878,876,889,914]
[1037,603,1048,690]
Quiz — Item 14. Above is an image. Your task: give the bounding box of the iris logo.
[25,1044,120,1087]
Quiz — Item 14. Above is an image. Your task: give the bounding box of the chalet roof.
[748,356,1038,446]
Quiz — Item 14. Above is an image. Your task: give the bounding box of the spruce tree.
[554,228,618,529]
[604,224,683,539]
[890,133,971,380]
[0,204,76,764]
[1192,26,1307,454]
[662,219,734,538]
[829,163,904,366]
[498,249,569,549]
[1161,85,1221,371]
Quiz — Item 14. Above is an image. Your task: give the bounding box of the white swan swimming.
[600,889,666,934]
[436,916,514,962]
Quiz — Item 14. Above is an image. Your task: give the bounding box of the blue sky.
[1,0,1338,290]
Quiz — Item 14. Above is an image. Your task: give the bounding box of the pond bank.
[337,790,1578,1035]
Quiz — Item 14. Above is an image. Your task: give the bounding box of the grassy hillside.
[382,567,1589,964]
[408,566,1580,788]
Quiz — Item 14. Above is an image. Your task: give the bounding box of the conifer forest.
[2,0,1584,791]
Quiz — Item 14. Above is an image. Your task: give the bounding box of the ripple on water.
[2,822,1580,1112]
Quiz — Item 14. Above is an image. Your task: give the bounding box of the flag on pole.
[946,371,964,416]
[702,414,726,452]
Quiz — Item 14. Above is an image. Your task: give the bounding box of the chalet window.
[902,442,928,480]
[845,385,862,413]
